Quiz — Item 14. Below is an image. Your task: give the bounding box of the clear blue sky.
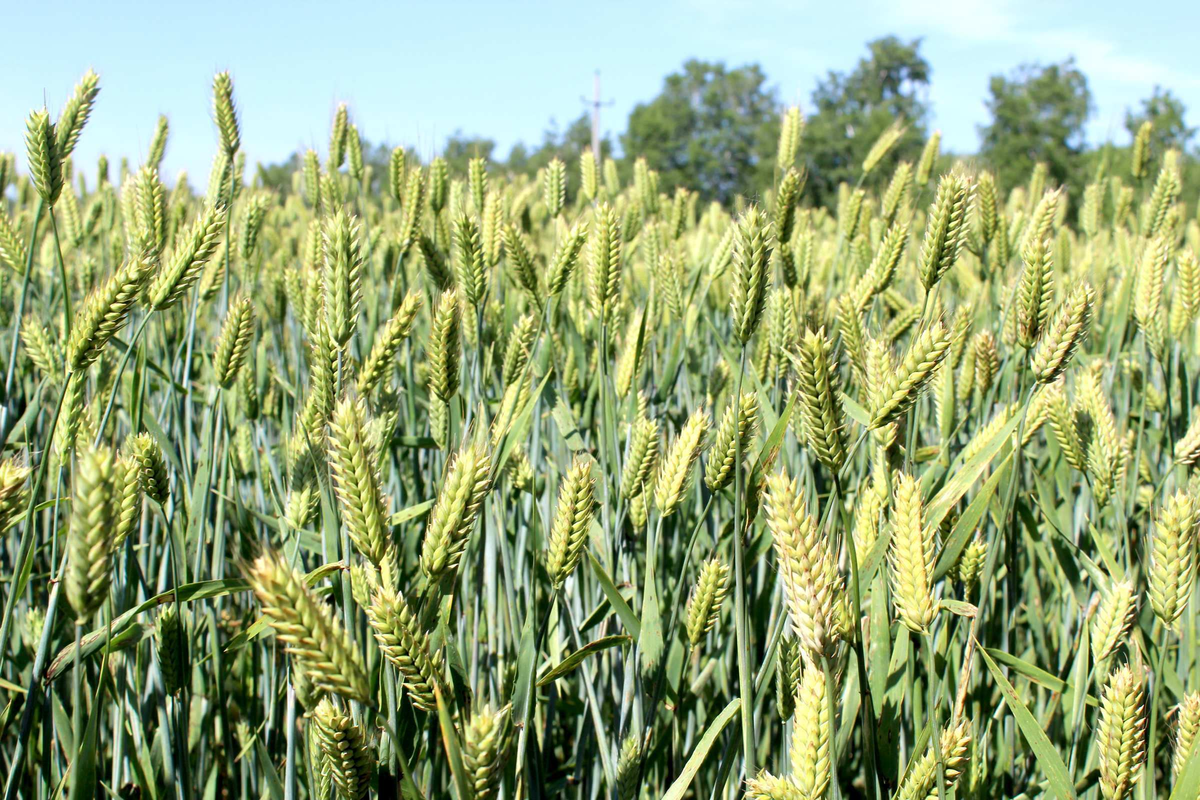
[2,0,1197,184]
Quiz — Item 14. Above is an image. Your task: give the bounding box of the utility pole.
[583,71,613,159]
[591,71,601,159]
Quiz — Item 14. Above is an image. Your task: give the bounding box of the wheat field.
[0,70,1196,800]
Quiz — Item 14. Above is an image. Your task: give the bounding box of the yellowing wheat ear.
[764,469,845,663]
[1097,664,1147,800]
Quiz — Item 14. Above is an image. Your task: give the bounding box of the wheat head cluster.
[0,69,1197,800]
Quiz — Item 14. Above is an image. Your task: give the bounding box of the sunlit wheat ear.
[952,535,987,588]
[20,321,62,383]
[0,459,31,533]
[777,105,804,172]
[918,168,971,290]
[1098,664,1147,800]
[773,168,804,244]
[1142,162,1181,239]
[543,157,566,217]
[129,166,167,266]
[112,455,142,549]
[1032,282,1094,383]
[1134,236,1169,359]
[212,295,254,389]
[730,205,771,344]
[790,666,832,798]
[764,470,845,663]
[579,148,598,201]
[55,69,100,165]
[615,735,642,800]
[869,321,950,429]
[851,465,888,563]
[893,719,971,800]
[328,395,391,567]
[917,132,942,186]
[654,408,710,517]
[502,224,542,306]
[454,213,487,310]
[1173,692,1200,780]
[65,257,151,374]
[0,208,29,275]
[545,457,596,589]
[419,440,491,582]
[1091,579,1136,666]
[312,698,371,800]
[65,443,119,620]
[211,71,240,156]
[323,210,363,346]
[427,288,462,404]
[745,771,804,799]
[685,557,730,648]
[705,392,758,492]
[1176,413,1200,466]
[794,327,848,472]
[366,587,443,712]
[25,108,63,206]
[1130,120,1152,179]
[355,291,420,397]
[587,203,621,322]
[862,119,906,175]
[620,415,660,499]
[1148,491,1196,630]
[155,605,187,695]
[502,313,539,389]
[426,157,448,216]
[888,473,937,634]
[246,551,370,704]
[147,114,168,171]
[1014,236,1054,349]
[463,705,512,800]
[548,221,589,298]
[147,203,227,309]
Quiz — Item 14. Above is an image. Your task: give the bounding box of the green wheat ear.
[212,296,255,389]
[246,551,370,704]
[212,71,240,156]
[311,698,371,800]
[1097,664,1147,800]
[730,205,772,344]
[65,443,119,620]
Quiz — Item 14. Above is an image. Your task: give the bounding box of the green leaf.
[435,686,473,800]
[45,579,250,683]
[978,643,1078,800]
[933,451,1009,580]
[925,408,1022,534]
[661,697,741,800]
[67,669,107,800]
[254,737,285,800]
[587,550,641,639]
[537,635,631,686]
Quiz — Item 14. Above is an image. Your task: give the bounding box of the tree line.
[259,36,1198,212]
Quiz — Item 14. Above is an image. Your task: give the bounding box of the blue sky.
[2,0,1197,184]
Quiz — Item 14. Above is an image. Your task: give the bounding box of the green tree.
[803,36,931,207]
[622,60,779,203]
[441,132,497,177]
[1125,86,1196,155]
[979,59,1092,195]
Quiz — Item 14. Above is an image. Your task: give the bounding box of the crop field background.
[1,37,1200,800]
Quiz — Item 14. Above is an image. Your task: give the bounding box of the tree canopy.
[803,36,931,206]
[978,59,1092,195]
[622,59,779,204]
